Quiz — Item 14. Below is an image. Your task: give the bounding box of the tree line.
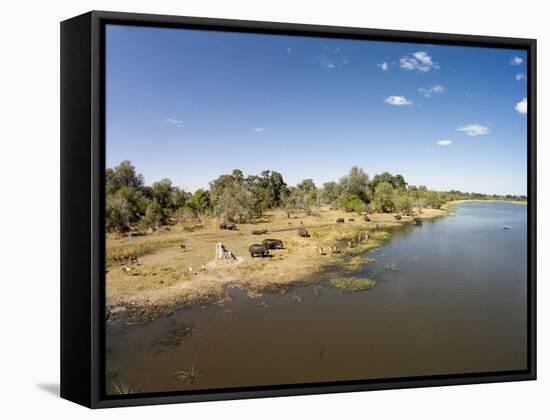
[105,160,526,233]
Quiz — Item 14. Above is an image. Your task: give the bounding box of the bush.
[140,199,164,230]
[393,193,413,213]
[336,194,367,214]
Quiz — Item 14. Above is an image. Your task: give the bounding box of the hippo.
[348,218,355,222]
[219,223,227,229]
[252,229,268,235]
[414,217,423,226]
[394,214,402,220]
[364,215,371,222]
[226,223,237,230]
[336,218,345,223]
[262,238,284,249]
[298,227,310,238]
[248,244,269,258]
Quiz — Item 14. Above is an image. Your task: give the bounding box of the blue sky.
[106,25,528,195]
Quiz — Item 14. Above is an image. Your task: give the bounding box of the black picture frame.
[60,10,537,409]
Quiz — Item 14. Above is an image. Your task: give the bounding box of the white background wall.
[0,0,546,418]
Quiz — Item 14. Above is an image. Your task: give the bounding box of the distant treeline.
[105,160,527,233]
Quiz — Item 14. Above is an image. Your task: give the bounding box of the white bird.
[188,266,193,273]
[201,264,206,271]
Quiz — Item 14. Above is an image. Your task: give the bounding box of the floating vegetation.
[343,241,380,255]
[291,292,302,303]
[344,256,376,271]
[111,381,138,395]
[370,231,391,241]
[151,323,194,353]
[174,365,202,386]
[383,262,398,271]
[330,277,377,292]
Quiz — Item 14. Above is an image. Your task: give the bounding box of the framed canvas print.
[60,11,536,408]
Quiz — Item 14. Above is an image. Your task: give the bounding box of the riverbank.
[445,199,527,207]
[106,206,448,322]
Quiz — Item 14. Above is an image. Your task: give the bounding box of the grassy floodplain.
[106,206,446,321]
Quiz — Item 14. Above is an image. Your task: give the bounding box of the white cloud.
[384,95,413,106]
[164,118,184,127]
[400,51,439,72]
[252,127,266,132]
[378,62,389,71]
[456,124,490,136]
[515,98,527,114]
[511,56,523,65]
[436,140,453,146]
[318,55,335,68]
[515,73,526,81]
[418,84,445,97]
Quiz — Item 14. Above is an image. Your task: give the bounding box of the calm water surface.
[106,202,527,393]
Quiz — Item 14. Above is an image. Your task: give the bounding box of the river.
[106,202,527,394]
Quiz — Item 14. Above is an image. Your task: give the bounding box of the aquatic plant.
[383,262,398,271]
[174,365,202,386]
[330,277,377,292]
[291,292,302,303]
[112,381,137,395]
[370,230,391,241]
[344,256,376,271]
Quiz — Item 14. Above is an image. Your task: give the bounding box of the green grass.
[344,256,376,271]
[330,276,377,292]
[369,231,391,241]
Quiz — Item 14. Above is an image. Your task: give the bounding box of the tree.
[216,184,257,223]
[140,199,163,230]
[281,187,301,218]
[320,181,341,204]
[392,174,408,190]
[370,171,408,194]
[370,172,394,193]
[105,160,144,194]
[296,178,317,194]
[106,191,132,233]
[186,189,210,221]
[426,190,445,209]
[174,207,198,231]
[372,181,395,213]
[339,166,370,203]
[151,178,174,211]
[171,187,191,209]
[393,193,413,213]
[337,194,367,214]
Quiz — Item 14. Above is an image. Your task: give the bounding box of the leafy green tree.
[372,181,395,213]
[105,160,144,194]
[393,193,413,213]
[171,187,191,210]
[140,199,164,230]
[106,191,132,233]
[186,188,211,221]
[337,194,367,214]
[320,181,341,204]
[213,183,256,223]
[426,191,445,209]
[339,166,370,203]
[392,174,408,190]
